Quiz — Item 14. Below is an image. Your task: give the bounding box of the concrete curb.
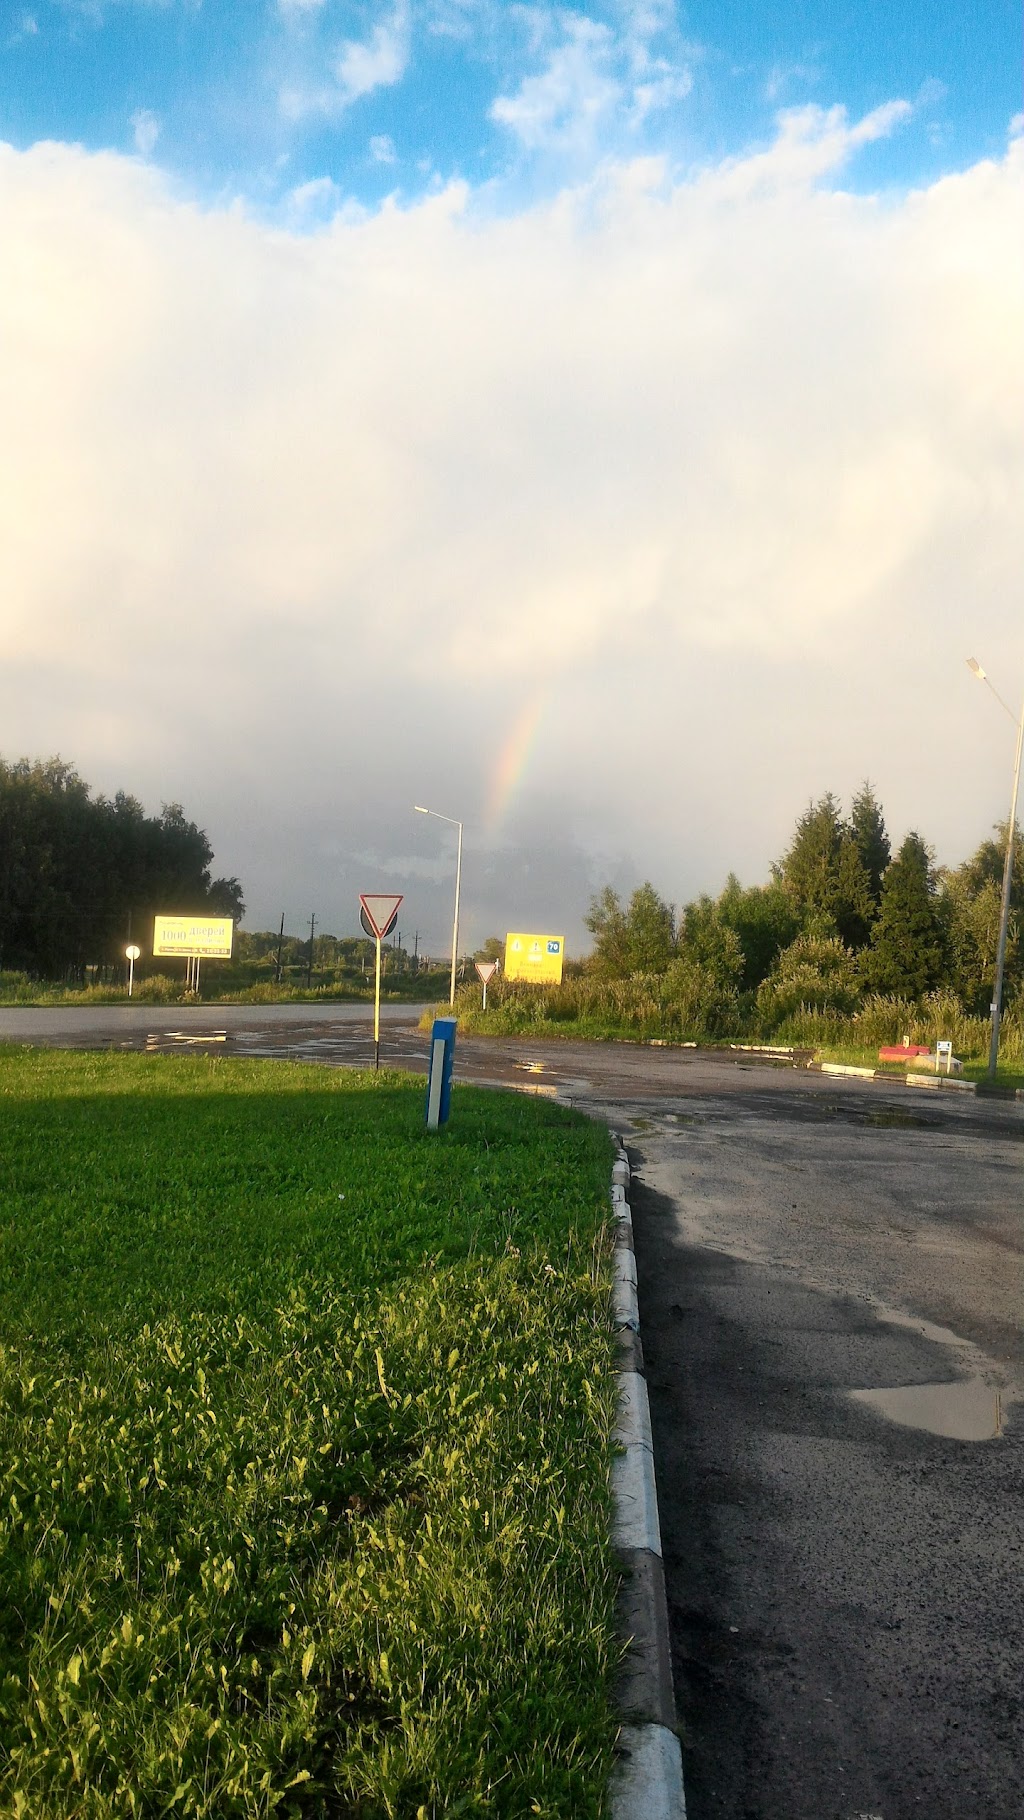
[807,1060,1024,1102]
[608,1140,686,1820]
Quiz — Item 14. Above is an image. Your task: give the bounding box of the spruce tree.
[863,832,944,998]
[850,782,891,905]
[778,793,873,947]
[779,794,845,922]
[834,835,874,949]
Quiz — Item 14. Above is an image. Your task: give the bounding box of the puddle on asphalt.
[514,1060,546,1075]
[147,1030,227,1049]
[864,1107,932,1130]
[627,1111,703,1130]
[850,1378,1005,1441]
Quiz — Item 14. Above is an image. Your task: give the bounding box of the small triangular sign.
[359,893,403,940]
[475,960,498,983]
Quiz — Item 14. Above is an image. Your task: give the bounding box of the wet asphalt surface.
[3,1006,1023,1818]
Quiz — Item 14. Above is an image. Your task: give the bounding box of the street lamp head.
[414,805,429,814]
[966,657,986,680]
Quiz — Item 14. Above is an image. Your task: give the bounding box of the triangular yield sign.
[359,893,403,940]
[475,960,498,982]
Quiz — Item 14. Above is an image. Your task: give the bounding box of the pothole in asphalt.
[863,1106,934,1128]
[849,1377,1006,1441]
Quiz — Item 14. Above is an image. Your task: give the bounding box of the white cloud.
[6,13,39,46]
[704,99,914,196]
[334,2,411,105]
[369,133,398,164]
[491,4,692,151]
[0,114,1021,940]
[130,108,160,157]
[280,1,411,120]
[277,0,325,16]
[491,15,621,150]
[287,174,341,215]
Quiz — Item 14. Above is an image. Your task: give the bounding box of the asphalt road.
[3,1006,1022,1816]
[612,1090,1023,1820]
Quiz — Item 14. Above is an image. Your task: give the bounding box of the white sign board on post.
[359,894,403,1069]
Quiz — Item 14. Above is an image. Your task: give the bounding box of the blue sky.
[1,2,1022,945]
[3,1,1020,215]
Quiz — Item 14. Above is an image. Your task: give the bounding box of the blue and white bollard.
[425,1017,456,1130]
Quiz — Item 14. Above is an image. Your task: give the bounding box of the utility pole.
[275,911,285,984]
[413,930,419,970]
[306,912,316,989]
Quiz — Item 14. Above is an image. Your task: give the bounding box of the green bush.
[132,973,183,1003]
[756,933,861,1030]
[659,955,740,1038]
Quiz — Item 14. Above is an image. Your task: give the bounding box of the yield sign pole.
[474,958,498,1010]
[359,895,403,1071]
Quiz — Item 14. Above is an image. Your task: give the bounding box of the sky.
[2,2,1022,955]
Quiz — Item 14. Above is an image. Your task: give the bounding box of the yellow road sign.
[504,932,565,983]
[153,915,234,958]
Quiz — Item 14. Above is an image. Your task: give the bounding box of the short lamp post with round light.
[414,805,463,1008]
[125,943,141,998]
[966,658,1024,1079]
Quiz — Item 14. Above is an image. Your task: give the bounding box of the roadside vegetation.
[0,752,456,1005]
[0,959,450,1009]
[449,787,1024,1081]
[0,1048,618,1817]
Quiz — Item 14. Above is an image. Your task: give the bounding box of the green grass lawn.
[0,1049,618,1819]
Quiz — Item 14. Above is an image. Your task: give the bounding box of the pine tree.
[863,832,944,998]
[779,794,845,923]
[834,835,874,949]
[850,782,891,904]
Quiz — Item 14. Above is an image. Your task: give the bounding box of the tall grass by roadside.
[0,970,446,1008]
[0,1048,618,1818]
[441,975,1024,1070]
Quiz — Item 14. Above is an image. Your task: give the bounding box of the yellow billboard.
[504,932,565,984]
[153,915,234,959]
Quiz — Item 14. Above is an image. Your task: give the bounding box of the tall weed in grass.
[448,973,724,1041]
[0,972,187,1006]
[0,1049,618,1818]
[771,991,1023,1063]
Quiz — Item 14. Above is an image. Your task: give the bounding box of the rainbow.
[484,691,547,835]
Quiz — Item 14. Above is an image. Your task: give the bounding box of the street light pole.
[414,805,464,1008]
[966,659,1024,1078]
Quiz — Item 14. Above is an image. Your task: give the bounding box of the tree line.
[0,758,244,980]
[585,784,1022,1032]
